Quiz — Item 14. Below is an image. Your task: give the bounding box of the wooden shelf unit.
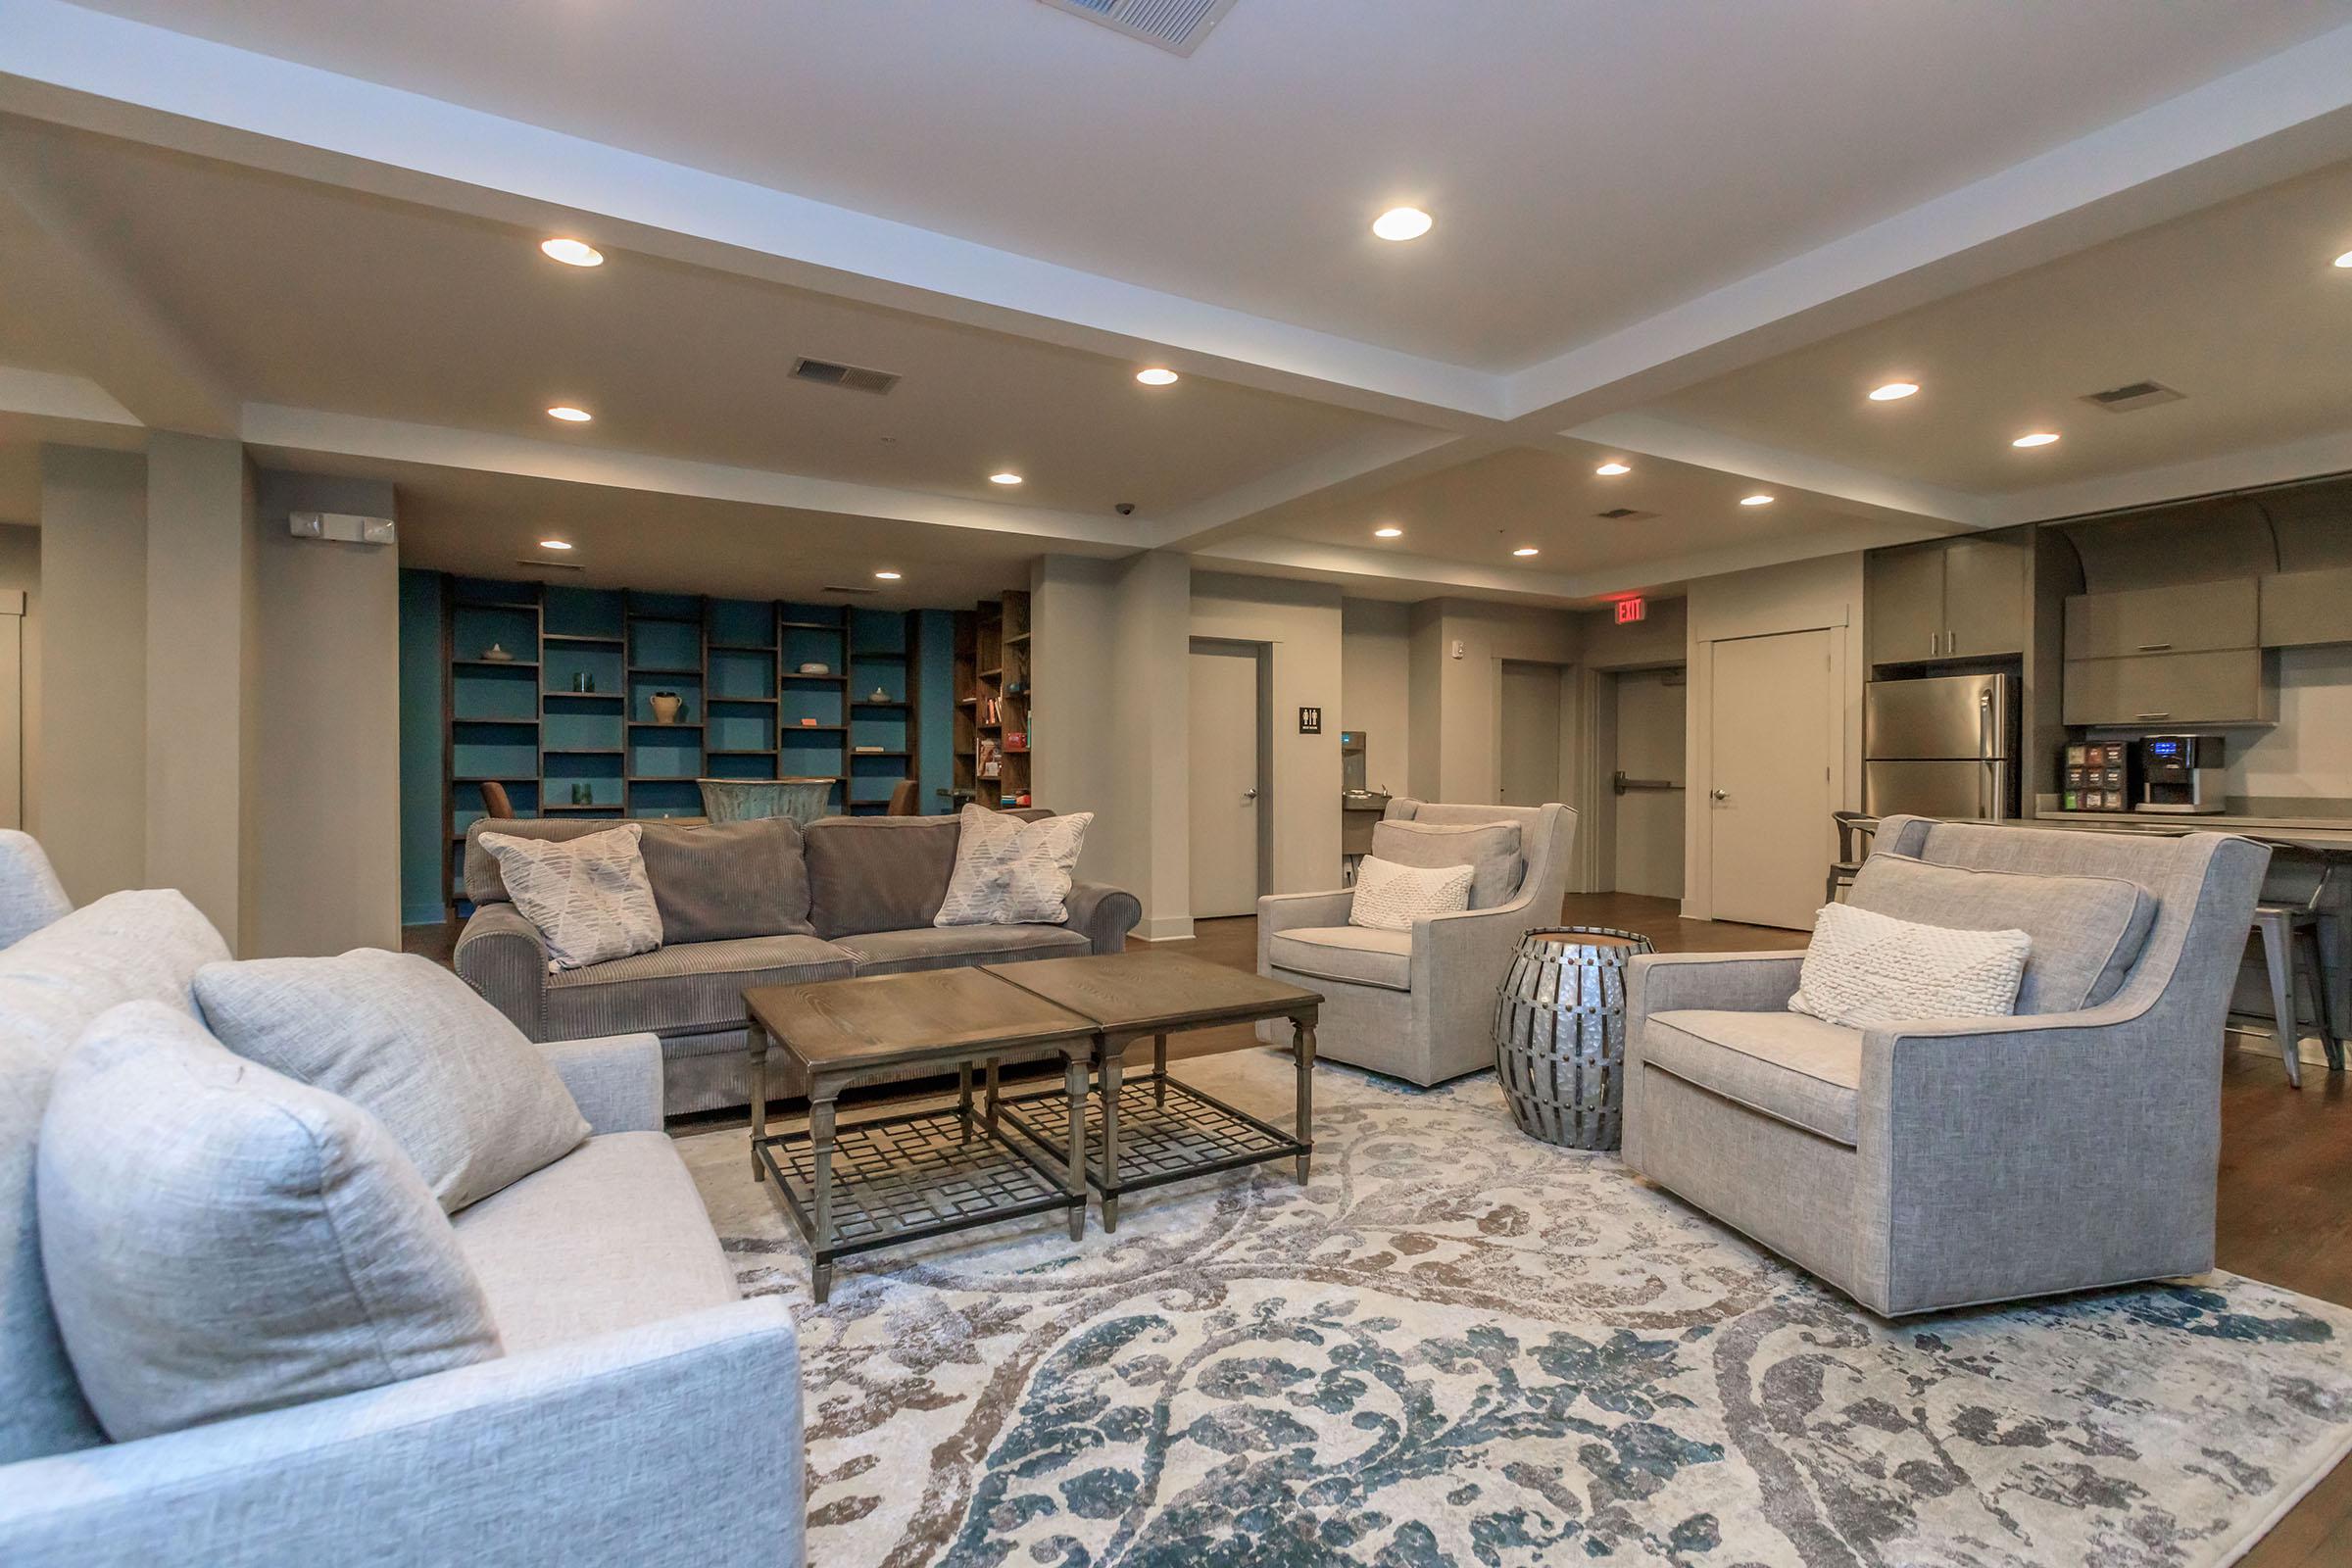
[955,587,1031,810]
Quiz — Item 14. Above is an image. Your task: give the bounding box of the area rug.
[679,1050,2352,1567]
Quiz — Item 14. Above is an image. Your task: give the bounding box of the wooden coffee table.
[745,966,1097,1302]
[987,952,1322,1231]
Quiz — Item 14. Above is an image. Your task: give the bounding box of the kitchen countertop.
[1955,812,2352,850]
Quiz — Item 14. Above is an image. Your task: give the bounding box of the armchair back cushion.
[1848,848,2156,1012]
[0,829,71,948]
[1369,819,1523,908]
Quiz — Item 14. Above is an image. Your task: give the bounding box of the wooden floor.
[405,891,2352,1563]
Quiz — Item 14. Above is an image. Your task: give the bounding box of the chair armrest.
[1257,889,1355,934]
[1063,880,1142,955]
[1626,951,1805,1026]
[455,902,549,1040]
[0,1298,802,1568]
[536,1032,664,1134]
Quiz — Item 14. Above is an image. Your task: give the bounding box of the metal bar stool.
[1826,811,1880,904]
[2249,840,2342,1089]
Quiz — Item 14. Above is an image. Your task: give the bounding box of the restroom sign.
[1298,707,1322,735]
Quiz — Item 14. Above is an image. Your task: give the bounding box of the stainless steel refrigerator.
[1864,672,2018,820]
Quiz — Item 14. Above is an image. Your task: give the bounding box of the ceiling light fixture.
[1512,546,1540,558]
[547,405,592,422]
[1740,493,1774,506]
[1868,381,1920,401]
[539,237,604,268]
[874,569,902,580]
[1374,526,1403,538]
[1594,461,1632,476]
[538,538,572,551]
[2011,431,2060,448]
[1372,207,1433,242]
[1135,368,1179,386]
[989,471,1024,485]
[2335,250,2352,269]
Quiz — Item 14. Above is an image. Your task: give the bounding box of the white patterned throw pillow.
[937,808,1095,926]
[477,824,662,970]
[1347,855,1474,932]
[1789,901,2031,1029]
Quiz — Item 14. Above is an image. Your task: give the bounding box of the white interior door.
[1708,629,1835,930]
[0,594,21,832]
[1188,647,1261,917]
[1612,667,1685,899]
[1498,661,1563,807]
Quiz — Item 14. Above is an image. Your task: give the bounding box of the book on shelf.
[976,735,1001,779]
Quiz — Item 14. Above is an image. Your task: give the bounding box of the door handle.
[1709,789,1729,802]
[1242,787,1258,802]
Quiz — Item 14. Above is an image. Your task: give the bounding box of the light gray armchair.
[1257,800,1576,1085]
[1624,815,2271,1318]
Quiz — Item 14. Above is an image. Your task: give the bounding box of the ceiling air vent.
[820,584,882,596]
[1595,508,1657,521]
[514,559,583,572]
[790,358,901,396]
[1036,0,1240,56]
[2080,379,2183,413]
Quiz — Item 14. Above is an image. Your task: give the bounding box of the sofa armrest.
[0,1298,802,1568]
[536,1032,664,1135]
[455,902,549,1040]
[1064,880,1142,955]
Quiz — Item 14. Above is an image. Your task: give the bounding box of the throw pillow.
[1369,819,1524,908]
[638,818,814,942]
[936,805,1026,926]
[998,811,1093,925]
[1789,902,2032,1030]
[195,949,588,1213]
[38,1002,501,1442]
[477,823,662,969]
[1348,855,1474,932]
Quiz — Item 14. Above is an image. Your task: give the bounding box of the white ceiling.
[56,0,2350,369]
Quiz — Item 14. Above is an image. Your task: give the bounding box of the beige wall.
[1422,599,1583,807]
[1191,572,1345,894]
[1578,596,1688,671]
[2230,645,2352,804]
[0,524,39,833]
[36,445,147,906]
[1406,601,1444,800]
[1340,599,1410,796]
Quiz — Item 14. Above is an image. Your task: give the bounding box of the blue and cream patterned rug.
[680,1050,2352,1567]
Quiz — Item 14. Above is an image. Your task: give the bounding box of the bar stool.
[2250,841,2342,1089]
[1826,811,1879,905]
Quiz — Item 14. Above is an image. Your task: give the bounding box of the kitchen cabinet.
[2261,566,2352,649]
[2062,649,2277,727]
[1866,532,2028,664]
[2066,579,2257,660]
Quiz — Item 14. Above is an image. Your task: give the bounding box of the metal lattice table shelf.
[755,1104,1080,1261]
[997,1073,1305,1208]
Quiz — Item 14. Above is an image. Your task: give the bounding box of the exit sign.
[1615,596,1647,624]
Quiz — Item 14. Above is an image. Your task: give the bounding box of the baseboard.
[1135,915,1196,942]
[2226,1021,2342,1070]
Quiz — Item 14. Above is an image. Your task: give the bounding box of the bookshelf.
[955,587,1032,810]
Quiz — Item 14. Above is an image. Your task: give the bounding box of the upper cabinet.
[1865,532,2029,665]
[2261,565,2352,650]
[2065,579,2258,660]
[2063,578,2275,726]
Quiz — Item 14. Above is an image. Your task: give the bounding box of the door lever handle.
[1242,787,1259,802]
[1708,789,1729,801]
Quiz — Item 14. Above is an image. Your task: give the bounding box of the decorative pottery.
[1492,925,1654,1151]
[481,643,514,662]
[870,687,892,703]
[649,691,684,725]
[799,662,831,675]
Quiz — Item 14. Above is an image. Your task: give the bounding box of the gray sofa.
[457,812,1142,1112]
[1624,815,2272,1317]
[1255,800,1576,1085]
[0,830,803,1566]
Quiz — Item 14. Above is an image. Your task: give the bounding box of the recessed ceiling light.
[547,405,592,422]
[1868,381,1920,401]
[1135,368,1179,386]
[2011,431,2060,448]
[539,237,604,268]
[1372,207,1433,242]
[874,569,902,580]
[989,471,1023,485]
[537,538,572,551]
[1512,546,1540,558]
[1740,493,1774,506]
[1374,525,1403,539]
[2334,250,2352,269]
[1594,462,1632,476]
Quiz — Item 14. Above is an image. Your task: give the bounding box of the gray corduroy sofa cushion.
[1847,851,2155,1012]
[542,934,855,1039]
[1642,1009,1864,1146]
[833,923,1090,975]
[803,816,962,938]
[637,820,814,942]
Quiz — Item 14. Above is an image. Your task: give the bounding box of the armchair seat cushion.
[543,935,854,1040]
[837,923,1091,975]
[1643,1009,1863,1146]
[1267,926,1413,992]
[451,1131,738,1355]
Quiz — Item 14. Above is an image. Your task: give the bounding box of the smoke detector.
[1036,0,1240,56]
[791,358,901,396]
[2079,379,2183,413]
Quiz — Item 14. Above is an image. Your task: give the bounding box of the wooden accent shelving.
[955,587,1032,810]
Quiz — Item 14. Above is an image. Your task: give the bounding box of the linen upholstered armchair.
[1624,815,2272,1317]
[1256,800,1576,1086]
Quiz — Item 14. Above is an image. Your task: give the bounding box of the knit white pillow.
[1348,855,1473,932]
[477,824,662,970]
[1789,902,2032,1029]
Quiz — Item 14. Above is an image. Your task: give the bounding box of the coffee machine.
[2136,735,2226,814]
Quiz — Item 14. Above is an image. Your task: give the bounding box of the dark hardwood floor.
[405,891,2352,1563]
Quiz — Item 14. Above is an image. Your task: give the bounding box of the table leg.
[1101,1039,1125,1234]
[1293,1015,1316,1185]
[958,1061,974,1145]
[809,1091,838,1305]
[1063,1049,1088,1242]
[749,1018,770,1182]
[984,1056,1002,1134]
[1153,1031,1168,1106]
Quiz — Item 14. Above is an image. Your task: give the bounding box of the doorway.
[1498,660,1564,807]
[1609,666,1686,899]
[1707,628,1837,930]
[1188,641,1267,918]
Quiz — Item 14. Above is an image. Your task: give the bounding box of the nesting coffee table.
[746,953,1321,1299]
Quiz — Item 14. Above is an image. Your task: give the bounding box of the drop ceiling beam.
[1985,424,2352,528]
[1559,414,1991,530]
